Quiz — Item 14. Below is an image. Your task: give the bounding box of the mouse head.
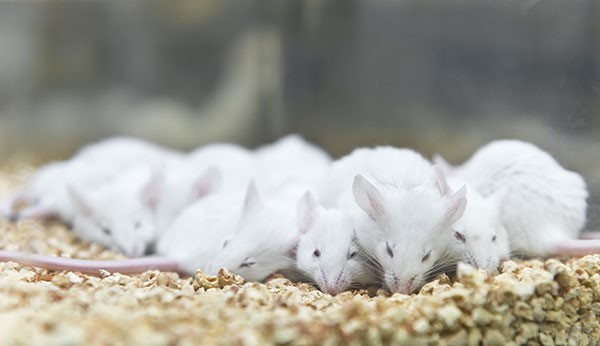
[68,168,162,257]
[296,191,363,295]
[205,181,298,281]
[450,187,509,274]
[352,170,467,294]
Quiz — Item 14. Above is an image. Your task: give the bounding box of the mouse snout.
[386,274,419,294]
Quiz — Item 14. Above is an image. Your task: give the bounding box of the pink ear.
[192,166,222,199]
[67,185,93,216]
[297,191,317,234]
[352,175,385,220]
[444,185,467,226]
[433,165,451,197]
[141,169,164,210]
[243,180,261,213]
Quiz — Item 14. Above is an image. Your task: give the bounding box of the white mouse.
[295,191,378,295]
[321,146,467,294]
[204,181,301,282]
[67,165,163,257]
[444,175,510,274]
[435,139,594,257]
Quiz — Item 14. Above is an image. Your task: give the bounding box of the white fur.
[12,136,180,222]
[320,147,467,294]
[255,134,331,193]
[440,140,588,256]
[204,182,301,281]
[295,192,377,295]
[153,143,257,231]
[446,177,510,273]
[69,165,159,257]
[155,191,244,274]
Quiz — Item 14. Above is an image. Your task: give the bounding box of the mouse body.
[295,191,378,295]
[320,146,467,294]
[436,140,589,257]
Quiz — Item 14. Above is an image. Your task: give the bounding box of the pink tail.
[0,250,180,275]
[550,239,600,257]
[579,231,600,240]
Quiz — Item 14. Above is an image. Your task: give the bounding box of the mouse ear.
[67,185,93,217]
[433,165,451,197]
[353,174,385,220]
[141,168,164,210]
[432,154,456,176]
[297,191,317,234]
[192,166,222,199]
[444,185,467,227]
[243,180,262,213]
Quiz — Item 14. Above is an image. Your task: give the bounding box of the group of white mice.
[0,135,597,295]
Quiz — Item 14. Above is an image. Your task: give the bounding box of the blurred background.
[0,0,598,227]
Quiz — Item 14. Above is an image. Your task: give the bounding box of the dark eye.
[492,235,497,242]
[102,227,112,235]
[421,251,431,263]
[240,258,255,268]
[385,242,394,258]
[348,251,358,259]
[313,249,321,257]
[134,221,141,229]
[222,240,229,248]
[454,231,466,243]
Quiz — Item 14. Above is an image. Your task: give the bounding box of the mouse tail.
[548,239,600,257]
[0,250,180,275]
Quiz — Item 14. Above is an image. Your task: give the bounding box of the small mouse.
[435,140,594,257]
[67,164,164,257]
[320,147,467,294]
[295,191,378,295]
[204,181,302,282]
[443,174,510,274]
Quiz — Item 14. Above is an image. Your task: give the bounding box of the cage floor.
[0,167,598,346]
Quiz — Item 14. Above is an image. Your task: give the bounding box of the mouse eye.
[134,221,141,230]
[385,242,394,258]
[492,235,497,242]
[421,250,431,263]
[313,249,321,258]
[454,231,466,243]
[240,258,256,268]
[222,240,229,248]
[348,251,358,259]
[102,227,112,235]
